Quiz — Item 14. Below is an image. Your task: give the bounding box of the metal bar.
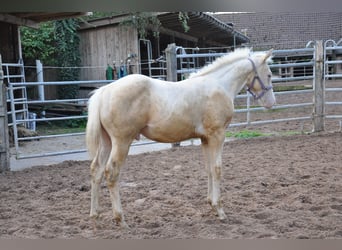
[14,98,88,105]
[325,60,342,64]
[234,89,313,100]
[16,115,87,123]
[272,48,314,56]
[176,52,226,59]
[8,83,19,152]
[326,115,342,119]
[274,89,313,95]
[326,102,342,105]
[229,116,312,128]
[2,63,24,67]
[18,132,85,141]
[9,80,114,87]
[324,74,342,78]
[234,103,313,113]
[272,76,314,82]
[269,61,314,68]
[177,68,198,74]
[326,88,342,92]
[325,46,342,50]
[16,149,88,160]
[3,75,25,79]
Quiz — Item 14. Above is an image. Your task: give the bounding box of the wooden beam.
[159,26,198,43]
[79,14,130,30]
[0,54,10,172]
[0,14,39,28]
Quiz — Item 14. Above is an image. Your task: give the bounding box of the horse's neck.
[218,59,252,99]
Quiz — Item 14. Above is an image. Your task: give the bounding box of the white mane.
[189,48,251,79]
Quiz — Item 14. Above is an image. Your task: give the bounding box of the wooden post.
[165,43,177,82]
[0,54,10,172]
[313,40,325,132]
[165,43,180,147]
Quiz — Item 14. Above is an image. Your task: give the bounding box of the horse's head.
[246,50,276,109]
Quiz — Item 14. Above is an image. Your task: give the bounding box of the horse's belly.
[140,123,196,143]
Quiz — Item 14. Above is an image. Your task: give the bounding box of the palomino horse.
[86,48,275,228]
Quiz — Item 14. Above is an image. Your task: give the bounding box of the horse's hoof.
[90,213,100,220]
[90,215,100,231]
[120,221,130,230]
[218,210,227,220]
[113,219,130,230]
[113,214,130,229]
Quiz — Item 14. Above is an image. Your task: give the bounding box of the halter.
[246,58,273,100]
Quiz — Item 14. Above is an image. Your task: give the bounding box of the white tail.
[86,89,103,159]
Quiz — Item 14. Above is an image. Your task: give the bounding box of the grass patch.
[226,130,305,139]
[226,130,268,139]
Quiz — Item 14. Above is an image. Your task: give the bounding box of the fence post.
[312,40,325,132]
[165,43,180,147]
[36,60,46,118]
[36,60,45,101]
[165,43,177,82]
[0,54,10,172]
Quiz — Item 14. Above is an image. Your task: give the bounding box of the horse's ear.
[263,49,273,62]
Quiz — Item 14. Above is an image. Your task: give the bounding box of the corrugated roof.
[79,12,249,47]
[158,12,249,46]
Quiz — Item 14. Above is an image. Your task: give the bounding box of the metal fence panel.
[7,40,342,160]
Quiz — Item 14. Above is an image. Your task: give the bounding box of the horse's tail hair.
[86,88,104,159]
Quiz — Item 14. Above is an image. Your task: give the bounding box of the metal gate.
[170,43,317,129]
[324,39,342,122]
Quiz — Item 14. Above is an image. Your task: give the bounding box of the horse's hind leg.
[90,155,101,219]
[90,142,110,220]
[104,139,131,228]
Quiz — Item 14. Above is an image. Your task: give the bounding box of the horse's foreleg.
[206,133,226,220]
[105,142,130,229]
[201,140,213,205]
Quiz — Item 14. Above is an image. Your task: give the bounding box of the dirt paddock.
[1,132,341,239]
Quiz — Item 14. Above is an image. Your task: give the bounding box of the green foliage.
[121,12,161,39]
[20,22,57,65]
[54,19,81,99]
[21,18,81,99]
[63,117,87,129]
[178,12,190,33]
[120,12,190,39]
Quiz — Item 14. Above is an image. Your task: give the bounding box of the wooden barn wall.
[79,25,139,82]
[0,22,19,63]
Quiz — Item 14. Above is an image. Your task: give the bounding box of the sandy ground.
[1,132,341,239]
